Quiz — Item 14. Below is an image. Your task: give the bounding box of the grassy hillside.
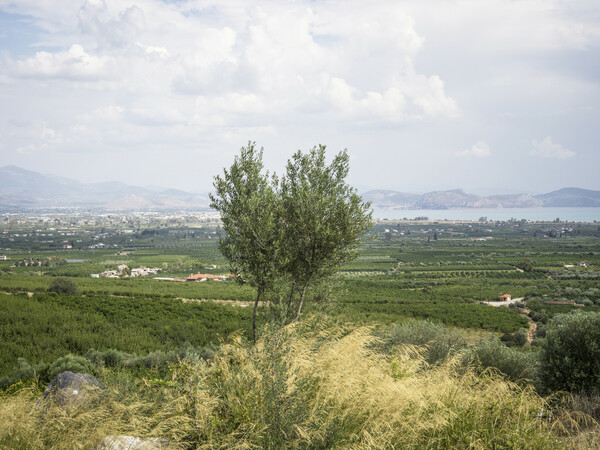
[3,323,595,449]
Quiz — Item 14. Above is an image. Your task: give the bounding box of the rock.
[94,436,170,449]
[38,371,105,407]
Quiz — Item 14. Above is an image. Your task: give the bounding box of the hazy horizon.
[1,1,599,194]
[3,163,599,197]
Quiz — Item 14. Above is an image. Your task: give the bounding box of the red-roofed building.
[499,294,512,301]
[186,273,230,282]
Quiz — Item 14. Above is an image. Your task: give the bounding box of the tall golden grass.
[0,322,597,449]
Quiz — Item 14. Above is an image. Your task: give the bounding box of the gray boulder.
[38,371,105,407]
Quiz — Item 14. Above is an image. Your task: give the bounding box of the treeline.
[0,274,255,301]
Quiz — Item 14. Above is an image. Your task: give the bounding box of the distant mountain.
[0,165,209,210]
[487,194,543,208]
[361,190,421,208]
[2,165,598,211]
[413,189,498,209]
[535,188,600,207]
[362,187,600,209]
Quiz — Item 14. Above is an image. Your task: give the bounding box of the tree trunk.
[286,282,296,319]
[293,283,309,322]
[253,286,263,343]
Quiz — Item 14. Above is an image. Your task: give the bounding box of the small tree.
[521,258,534,272]
[280,146,372,321]
[211,143,372,340]
[48,277,78,295]
[209,142,282,343]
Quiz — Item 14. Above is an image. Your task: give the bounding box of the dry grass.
[0,379,193,449]
[1,323,596,449]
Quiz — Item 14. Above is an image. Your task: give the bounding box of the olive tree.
[280,145,372,321]
[540,311,600,393]
[211,143,372,340]
[209,142,282,343]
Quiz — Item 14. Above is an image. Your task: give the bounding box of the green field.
[1,212,599,383]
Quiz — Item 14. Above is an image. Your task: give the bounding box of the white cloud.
[80,105,125,123]
[456,141,491,158]
[78,0,147,50]
[14,121,65,154]
[17,144,39,154]
[530,137,575,159]
[0,0,598,192]
[12,44,116,80]
[41,122,64,144]
[129,106,187,126]
[3,1,458,127]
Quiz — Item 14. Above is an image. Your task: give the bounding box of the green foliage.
[465,338,539,383]
[540,311,600,393]
[377,320,467,365]
[0,292,250,384]
[0,323,568,449]
[521,258,534,272]
[210,142,282,342]
[501,328,529,347]
[2,210,599,337]
[210,142,281,291]
[47,354,95,380]
[48,277,77,295]
[210,143,372,337]
[279,145,372,320]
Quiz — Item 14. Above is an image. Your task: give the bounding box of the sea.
[371,207,600,223]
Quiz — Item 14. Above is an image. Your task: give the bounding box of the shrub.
[379,319,467,365]
[500,328,528,347]
[540,311,600,393]
[47,354,95,381]
[0,324,566,449]
[85,349,129,368]
[464,338,539,383]
[535,324,547,339]
[48,278,77,295]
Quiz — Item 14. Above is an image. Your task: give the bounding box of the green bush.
[540,311,600,393]
[47,354,95,380]
[0,324,565,449]
[464,338,539,383]
[379,320,467,365]
[48,278,78,295]
[500,328,529,347]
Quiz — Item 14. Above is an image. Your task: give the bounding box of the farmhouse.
[499,294,512,302]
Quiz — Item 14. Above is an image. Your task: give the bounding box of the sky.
[0,0,599,195]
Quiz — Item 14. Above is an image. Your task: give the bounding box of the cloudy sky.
[1,0,599,194]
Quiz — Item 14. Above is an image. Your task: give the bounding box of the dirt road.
[482,297,524,307]
[482,298,537,343]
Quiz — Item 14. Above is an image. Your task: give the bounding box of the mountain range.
[362,188,600,209]
[0,166,209,210]
[1,165,599,211]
